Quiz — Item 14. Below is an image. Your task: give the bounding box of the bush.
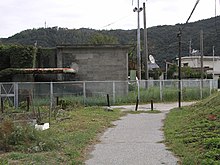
[0,119,39,152]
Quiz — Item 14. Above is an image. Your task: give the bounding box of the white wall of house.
[180,56,220,79]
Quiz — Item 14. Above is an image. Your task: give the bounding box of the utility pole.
[143,2,149,81]
[189,39,192,56]
[177,0,200,108]
[177,29,182,108]
[200,30,204,89]
[133,0,142,80]
[133,0,143,100]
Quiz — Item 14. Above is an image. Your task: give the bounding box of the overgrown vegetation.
[0,105,124,164]
[115,85,213,105]
[167,65,213,79]
[0,45,35,68]
[26,85,213,108]
[164,92,220,164]
[0,85,218,164]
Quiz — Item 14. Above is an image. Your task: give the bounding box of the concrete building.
[56,45,130,96]
[56,45,130,81]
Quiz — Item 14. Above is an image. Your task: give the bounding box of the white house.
[179,55,220,79]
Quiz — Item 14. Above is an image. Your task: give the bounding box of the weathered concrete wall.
[56,45,129,81]
[56,45,130,95]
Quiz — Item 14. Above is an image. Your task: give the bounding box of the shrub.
[0,119,39,152]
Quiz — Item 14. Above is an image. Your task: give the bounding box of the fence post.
[113,81,116,105]
[151,100,154,111]
[1,98,3,113]
[200,80,203,99]
[56,97,59,106]
[107,94,110,107]
[49,82,53,124]
[209,79,212,95]
[14,82,19,108]
[135,96,139,111]
[83,82,86,105]
[181,80,183,101]
[50,82,53,110]
[27,96,30,112]
[160,80,163,101]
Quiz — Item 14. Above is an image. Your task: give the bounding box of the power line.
[185,0,200,28]
[101,14,132,28]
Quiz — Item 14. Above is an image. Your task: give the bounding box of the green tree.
[167,64,178,79]
[88,33,119,44]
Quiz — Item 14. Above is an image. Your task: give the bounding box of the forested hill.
[0,16,220,67]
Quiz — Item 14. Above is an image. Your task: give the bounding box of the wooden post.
[56,97,59,106]
[107,94,110,107]
[1,98,3,113]
[27,97,30,112]
[151,100,154,111]
[135,96,139,111]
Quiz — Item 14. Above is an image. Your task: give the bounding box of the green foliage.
[0,119,37,152]
[0,45,35,69]
[8,45,35,68]
[167,64,178,79]
[0,107,123,164]
[58,97,83,109]
[117,85,211,104]
[149,68,162,80]
[36,47,56,67]
[0,45,10,70]
[167,65,214,79]
[88,32,119,44]
[164,92,220,164]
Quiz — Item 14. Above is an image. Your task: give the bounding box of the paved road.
[85,102,195,165]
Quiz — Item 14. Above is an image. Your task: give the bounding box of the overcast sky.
[0,0,219,38]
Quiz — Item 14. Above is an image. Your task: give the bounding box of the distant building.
[178,55,220,79]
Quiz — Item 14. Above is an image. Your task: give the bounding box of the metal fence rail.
[0,79,218,110]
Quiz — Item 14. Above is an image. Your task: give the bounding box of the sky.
[0,0,219,38]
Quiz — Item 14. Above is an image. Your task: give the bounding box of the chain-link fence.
[0,79,218,111]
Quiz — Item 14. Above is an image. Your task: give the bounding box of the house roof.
[177,56,220,61]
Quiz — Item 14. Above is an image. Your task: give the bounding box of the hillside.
[164,92,220,164]
[0,16,220,68]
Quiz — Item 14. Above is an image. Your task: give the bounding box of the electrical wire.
[185,0,200,28]
[101,14,132,29]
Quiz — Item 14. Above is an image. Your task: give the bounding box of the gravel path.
[85,102,195,165]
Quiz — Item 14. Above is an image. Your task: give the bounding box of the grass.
[0,87,217,164]
[0,106,125,164]
[28,86,214,108]
[115,86,213,105]
[164,92,220,164]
